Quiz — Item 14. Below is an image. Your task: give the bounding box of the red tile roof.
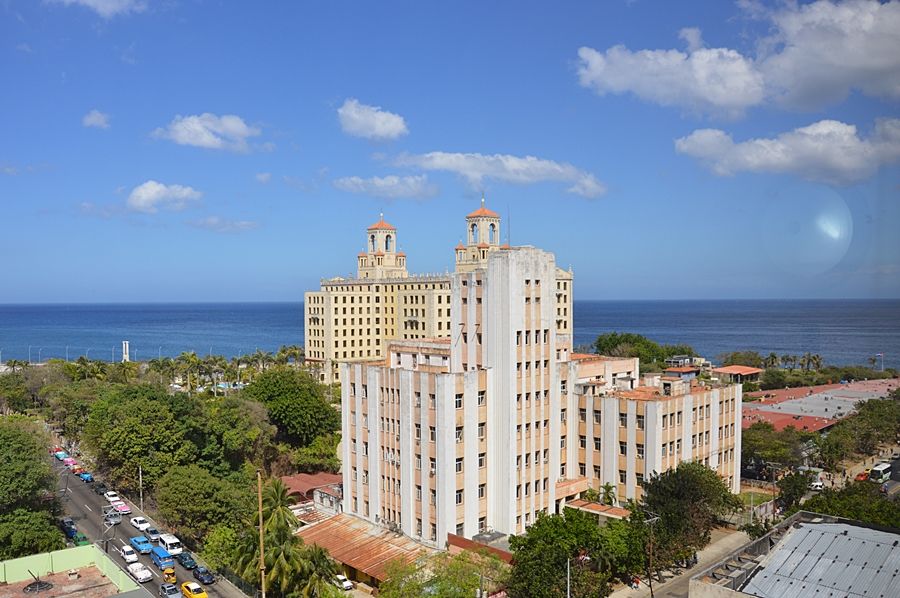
[297,514,433,581]
[741,410,837,432]
[467,204,500,218]
[455,242,465,250]
[566,499,630,520]
[665,366,700,373]
[713,365,764,376]
[367,216,396,230]
[281,472,342,499]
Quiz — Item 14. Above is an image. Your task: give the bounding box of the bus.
[869,462,891,484]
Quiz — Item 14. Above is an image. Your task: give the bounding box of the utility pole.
[257,470,266,598]
[645,511,660,598]
[138,465,143,512]
[566,557,570,598]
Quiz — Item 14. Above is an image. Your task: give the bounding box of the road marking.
[84,504,92,512]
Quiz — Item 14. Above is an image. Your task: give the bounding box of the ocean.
[0,300,897,368]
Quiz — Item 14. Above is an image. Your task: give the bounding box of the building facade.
[336,204,742,549]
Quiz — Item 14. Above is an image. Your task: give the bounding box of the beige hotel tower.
[306,201,742,548]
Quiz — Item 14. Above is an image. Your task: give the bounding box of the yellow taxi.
[180,581,207,598]
[162,568,177,584]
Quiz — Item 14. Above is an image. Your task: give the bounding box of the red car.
[855,471,870,482]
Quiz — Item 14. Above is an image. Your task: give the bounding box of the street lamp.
[38,347,46,363]
[566,551,591,598]
[28,345,32,364]
[86,348,94,360]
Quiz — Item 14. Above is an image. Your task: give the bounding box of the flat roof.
[742,521,900,598]
[713,365,764,375]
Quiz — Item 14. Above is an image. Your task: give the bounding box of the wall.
[0,545,138,592]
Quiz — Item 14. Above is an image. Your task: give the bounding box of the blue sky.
[1,0,899,302]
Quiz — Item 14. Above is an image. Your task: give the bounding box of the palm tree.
[765,353,779,369]
[868,356,878,368]
[175,351,202,392]
[780,354,792,370]
[600,482,617,506]
[811,354,823,371]
[263,478,299,535]
[5,359,28,373]
[277,345,305,368]
[298,545,339,597]
[799,352,812,371]
[148,357,176,386]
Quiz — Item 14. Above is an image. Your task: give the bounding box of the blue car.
[79,472,94,482]
[59,518,78,538]
[129,536,153,554]
[193,566,215,584]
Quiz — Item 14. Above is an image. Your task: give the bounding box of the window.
[636,444,644,459]
[561,409,567,422]
[416,455,421,469]
[676,439,682,453]
[478,391,485,406]
[430,426,436,442]
[456,427,463,443]
[594,438,601,451]
[362,442,368,456]
[415,424,421,440]
[416,485,422,500]
[579,463,586,476]
[619,470,627,483]
[456,522,464,535]
[619,441,627,456]
[636,415,645,430]
[455,457,464,473]
[677,411,683,425]
[429,394,436,409]
[636,472,644,485]
[430,490,436,505]
[579,408,587,422]
[455,490,464,505]
[619,413,627,427]
[430,458,436,473]
[579,435,587,449]
[352,467,357,481]
[455,394,463,409]
[593,410,601,424]
[416,519,422,536]
[478,453,486,468]
[478,422,486,438]
[478,484,485,498]
[560,436,566,448]
[415,392,421,407]
[662,414,668,428]
[479,517,487,533]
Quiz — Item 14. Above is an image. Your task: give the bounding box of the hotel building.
[328,203,742,549]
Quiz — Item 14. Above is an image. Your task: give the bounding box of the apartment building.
[335,204,741,549]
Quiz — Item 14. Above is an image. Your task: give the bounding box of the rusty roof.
[281,472,342,499]
[566,499,630,520]
[297,513,433,581]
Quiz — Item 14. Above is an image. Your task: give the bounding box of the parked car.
[119,545,139,564]
[892,451,900,460]
[809,480,824,491]
[175,552,197,570]
[159,583,180,598]
[180,582,207,598]
[93,482,109,496]
[104,510,122,525]
[54,451,69,461]
[73,532,91,546]
[79,472,94,482]
[145,527,162,542]
[129,536,154,554]
[59,517,77,537]
[855,471,871,482]
[130,516,151,531]
[111,500,132,515]
[103,491,121,503]
[162,568,177,584]
[334,574,353,591]
[192,567,215,585]
[127,562,153,584]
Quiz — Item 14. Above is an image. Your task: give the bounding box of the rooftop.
[713,365,764,376]
[297,513,434,581]
[0,545,141,597]
[692,511,900,598]
[281,472,342,499]
[466,200,500,219]
[367,215,396,230]
[665,365,701,373]
[566,499,630,520]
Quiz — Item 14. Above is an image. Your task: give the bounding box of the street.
[54,460,249,598]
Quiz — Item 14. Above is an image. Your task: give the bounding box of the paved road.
[54,459,249,598]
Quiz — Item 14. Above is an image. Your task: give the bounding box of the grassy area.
[739,490,773,507]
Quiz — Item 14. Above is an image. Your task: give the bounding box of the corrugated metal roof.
[297,513,434,581]
[741,522,900,598]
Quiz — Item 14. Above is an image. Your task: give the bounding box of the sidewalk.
[609,528,750,598]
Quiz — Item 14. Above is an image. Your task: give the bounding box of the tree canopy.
[592,332,694,369]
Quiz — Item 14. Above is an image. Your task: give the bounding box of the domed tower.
[455,197,503,272]
[357,214,408,279]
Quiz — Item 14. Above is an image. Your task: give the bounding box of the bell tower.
[455,196,504,272]
[357,214,408,279]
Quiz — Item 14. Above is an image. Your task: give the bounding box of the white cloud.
[1,165,17,176]
[576,44,765,117]
[255,172,272,184]
[758,0,900,108]
[16,43,32,53]
[577,1,900,114]
[675,118,900,185]
[395,152,606,198]
[189,216,259,233]
[82,109,110,129]
[338,98,409,140]
[126,180,202,213]
[333,175,437,199]
[152,113,262,152]
[47,0,146,19]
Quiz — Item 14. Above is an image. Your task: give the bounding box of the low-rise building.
[712,365,764,385]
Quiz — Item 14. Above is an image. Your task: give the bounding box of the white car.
[103,491,121,503]
[119,545,138,564]
[809,480,824,491]
[127,562,153,583]
[334,574,353,591]
[130,516,151,531]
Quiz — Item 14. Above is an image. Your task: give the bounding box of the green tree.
[298,545,342,598]
[0,416,55,512]
[0,372,30,412]
[741,422,811,469]
[600,483,617,506]
[242,369,340,446]
[592,332,694,369]
[155,465,252,544]
[0,509,65,559]
[380,551,508,598]
[508,508,610,598]
[777,471,811,510]
[200,524,239,572]
[791,482,900,528]
[718,351,764,368]
[379,559,427,598]
[293,434,341,473]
